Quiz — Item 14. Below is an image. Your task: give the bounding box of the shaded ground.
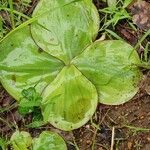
[0,0,150,150]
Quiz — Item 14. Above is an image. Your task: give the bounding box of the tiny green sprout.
[18,87,42,115]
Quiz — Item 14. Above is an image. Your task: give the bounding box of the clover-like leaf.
[32,131,67,150]
[31,0,99,64]
[0,26,64,101]
[0,0,142,131]
[10,131,32,150]
[42,65,98,131]
[72,40,142,105]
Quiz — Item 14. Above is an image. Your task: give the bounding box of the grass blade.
[8,0,15,29]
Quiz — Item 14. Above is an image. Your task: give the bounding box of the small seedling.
[18,87,42,115]
[10,130,67,150]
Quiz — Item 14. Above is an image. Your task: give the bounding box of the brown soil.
[0,0,150,150]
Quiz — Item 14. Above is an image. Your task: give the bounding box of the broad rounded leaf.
[0,27,64,101]
[10,131,32,150]
[31,0,99,64]
[72,40,142,105]
[42,65,98,131]
[32,131,67,150]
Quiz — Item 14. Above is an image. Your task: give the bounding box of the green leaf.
[107,0,117,7]
[0,137,7,150]
[25,121,45,128]
[41,65,98,131]
[18,106,34,115]
[10,131,32,150]
[0,26,64,101]
[32,131,67,150]
[123,0,133,8]
[31,0,99,64]
[10,131,67,150]
[72,40,142,105]
[21,87,40,101]
[18,87,42,115]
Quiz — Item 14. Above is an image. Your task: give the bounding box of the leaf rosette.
[0,0,141,131]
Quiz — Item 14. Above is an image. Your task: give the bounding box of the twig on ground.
[110,126,115,150]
